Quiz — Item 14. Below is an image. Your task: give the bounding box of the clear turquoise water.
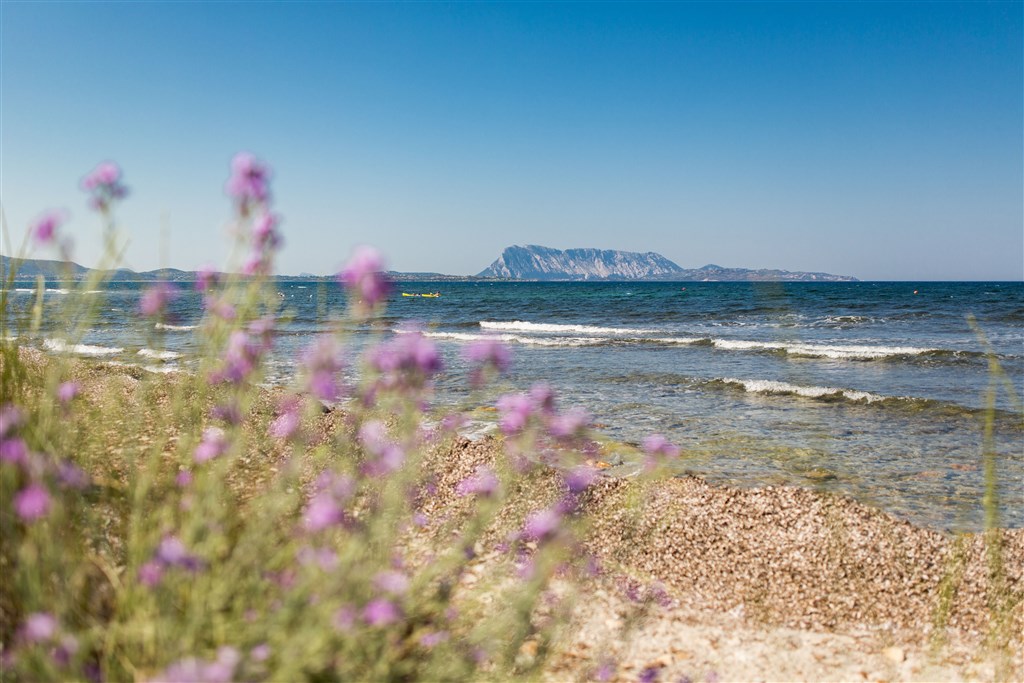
[7,280,1023,532]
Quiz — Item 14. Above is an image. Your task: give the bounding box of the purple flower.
[57,460,90,489]
[138,561,164,587]
[195,265,220,292]
[303,492,343,532]
[225,152,271,208]
[31,211,65,246]
[14,484,51,521]
[363,598,402,627]
[80,161,128,212]
[593,659,616,682]
[638,666,661,683]
[529,383,556,414]
[21,613,58,643]
[548,407,590,440]
[194,427,229,463]
[250,643,271,662]
[419,631,449,648]
[210,402,242,425]
[209,331,261,385]
[155,535,201,571]
[269,407,300,440]
[456,465,499,498]
[57,381,80,405]
[156,647,240,683]
[139,282,177,317]
[339,246,391,314]
[373,570,410,595]
[642,434,680,463]
[252,212,282,249]
[176,470,193,487]
[332,605,356,631]
[523,507,561,541]
[464,337,511,386]
[0,404,24,437]
[563,465,597,493]
[301,338,345,402]
[53,634,79,667]
[497,393,533,435]
[0,437,28,465]
[369,332,442,385]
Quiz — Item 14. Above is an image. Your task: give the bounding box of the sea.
[5,279,1022,533]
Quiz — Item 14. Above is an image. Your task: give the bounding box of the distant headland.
[2,247,857,283]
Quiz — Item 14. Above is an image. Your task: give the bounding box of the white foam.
[480,320,653,335]
[155,323,197,331]
[650,337,706,345]
[710,339,935,360]
[44,339,123,356]
[143,365,179,374]
[423,331,603,347]
[721,378,886,403]
[138,349,182,360]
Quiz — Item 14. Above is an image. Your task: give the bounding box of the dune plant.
[0,155,684,682]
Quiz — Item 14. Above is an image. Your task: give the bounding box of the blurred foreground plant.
[0,156,678,682]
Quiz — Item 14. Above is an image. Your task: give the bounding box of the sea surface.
[5,279,1022,532]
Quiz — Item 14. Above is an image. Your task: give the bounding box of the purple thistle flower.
[523,507,562,542]
[80,161,128,212]
[241,251,269,277]
[176,470,193,487]
[0,404,24,437]
[195,265,220,292]
[369,331,442,384]
[250,643,271,662]
[252,212,282,249]
[496,392,533,435]
[301,338,345,402]
[155,535,201,571]
[548,406,590,440]
[269,407,300,440]
[0,437,28,465]
[225,152,271,208]
[593,659,616,682]
[464,337,511,386]
[303,492,344,532]
[57,381,80,405]
[194,427,229,463]
[642,434,680,459]
[339,246,391,314]
[21,613,58,643]
[456,465,499,498]
[14,484,51,521]
[139,282,177,318]
[204,295,236,320]
[138,560,164,587]
[31,210,66,246]
[363,598,402,627]
[56,460,90,489]
[563,465,597,493]
[529,383,556,414]
[210,331,261,385]
[373,570,410,595]
[419,631,449,648]
[332,605,356,631]
[638,666,661,683]
[156,647,240,683]
[53,634,79,668]
[210,402,242,425]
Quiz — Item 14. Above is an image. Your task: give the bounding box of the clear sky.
[1,1,1021,280]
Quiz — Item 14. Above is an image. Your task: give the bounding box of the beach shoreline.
[3,347,1021,680]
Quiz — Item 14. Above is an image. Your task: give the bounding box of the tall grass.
[1,157,680,682]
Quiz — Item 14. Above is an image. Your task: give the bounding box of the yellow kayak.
[402,292,441,298]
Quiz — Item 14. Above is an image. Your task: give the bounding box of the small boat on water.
[401,292,441,298]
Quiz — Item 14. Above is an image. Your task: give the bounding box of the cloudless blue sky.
[2,1,1021,279]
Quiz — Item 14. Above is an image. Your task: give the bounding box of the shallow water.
[5,279,1022,532]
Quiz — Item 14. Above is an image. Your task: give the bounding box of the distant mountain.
[1,255,198,282]
[477,245,857,281]
[478,245,685,280]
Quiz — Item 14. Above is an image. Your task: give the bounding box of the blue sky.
[1,2,1021,280]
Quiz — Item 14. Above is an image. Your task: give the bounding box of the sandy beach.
[13,349,1017,682]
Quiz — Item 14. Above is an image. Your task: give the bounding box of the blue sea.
[6,280,1023,532]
